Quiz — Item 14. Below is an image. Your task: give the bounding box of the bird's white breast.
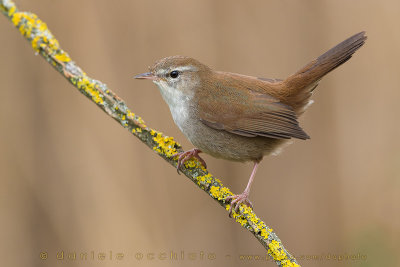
[154,81,192,134]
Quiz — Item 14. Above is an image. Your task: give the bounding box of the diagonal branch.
[0,1,299,266]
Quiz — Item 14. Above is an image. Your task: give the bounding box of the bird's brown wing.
[197,77,310,140]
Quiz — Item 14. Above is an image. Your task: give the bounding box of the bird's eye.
[169,70,179,79]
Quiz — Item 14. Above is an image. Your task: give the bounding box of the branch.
[0,1,299,266]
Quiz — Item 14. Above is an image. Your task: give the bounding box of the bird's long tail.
[283,31,367,114]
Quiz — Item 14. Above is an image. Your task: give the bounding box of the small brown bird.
[135,32,366,214]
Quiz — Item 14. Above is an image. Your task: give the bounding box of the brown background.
[1,0,399,266]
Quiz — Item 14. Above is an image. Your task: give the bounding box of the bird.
[135,31,367,214]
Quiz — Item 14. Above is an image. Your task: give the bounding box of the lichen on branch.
[0,1,300,266]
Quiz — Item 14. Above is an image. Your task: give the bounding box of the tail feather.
[284,31,367,114]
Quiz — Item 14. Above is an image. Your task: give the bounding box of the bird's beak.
[134,72,157,80]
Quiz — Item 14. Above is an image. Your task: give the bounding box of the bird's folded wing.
[198,86,310,140]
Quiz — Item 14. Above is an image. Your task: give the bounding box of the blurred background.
[1,0,399,266]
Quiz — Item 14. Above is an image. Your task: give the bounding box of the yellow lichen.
[152,133,178,157]
[183,159,198,169]
[209,186,220,199]
[228,207,247,226]
[8,9,67,70]
[8,5,16,16]
[260,227,273,240]
[126,110,135,119]
[86,86,103,104]
[238,205,267,233]
[11,11,21,26]
[31,35,41,51]
[196,173,214,186]
[150,129,159,136]
[222,194,275,236]
[54,53,71,62]
[77,77,103,104]
[38,20,47,32]
[214,178,222,184]
[49,38,59,50]
[136,116,146,127]
[210,186,232,201]
[268,240,287,261]
[13,13,38,37]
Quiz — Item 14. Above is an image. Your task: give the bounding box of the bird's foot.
[173,148,207,174]
[226,192,253,216]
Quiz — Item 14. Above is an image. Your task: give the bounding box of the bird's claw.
[226,193,253,216]
[172,148,207,174]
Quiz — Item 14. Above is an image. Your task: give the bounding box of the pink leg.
[173,148,207,174]
[226,161,259,215]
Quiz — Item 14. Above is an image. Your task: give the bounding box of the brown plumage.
[282,31,367,114]
[135,31,367,214]
[198,71,310,140]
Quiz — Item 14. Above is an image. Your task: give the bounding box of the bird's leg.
[226,161,259,215]
[173,148,207,174]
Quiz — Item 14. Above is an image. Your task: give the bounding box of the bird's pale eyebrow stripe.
[174,65,198,72]
[157,65,198,77]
